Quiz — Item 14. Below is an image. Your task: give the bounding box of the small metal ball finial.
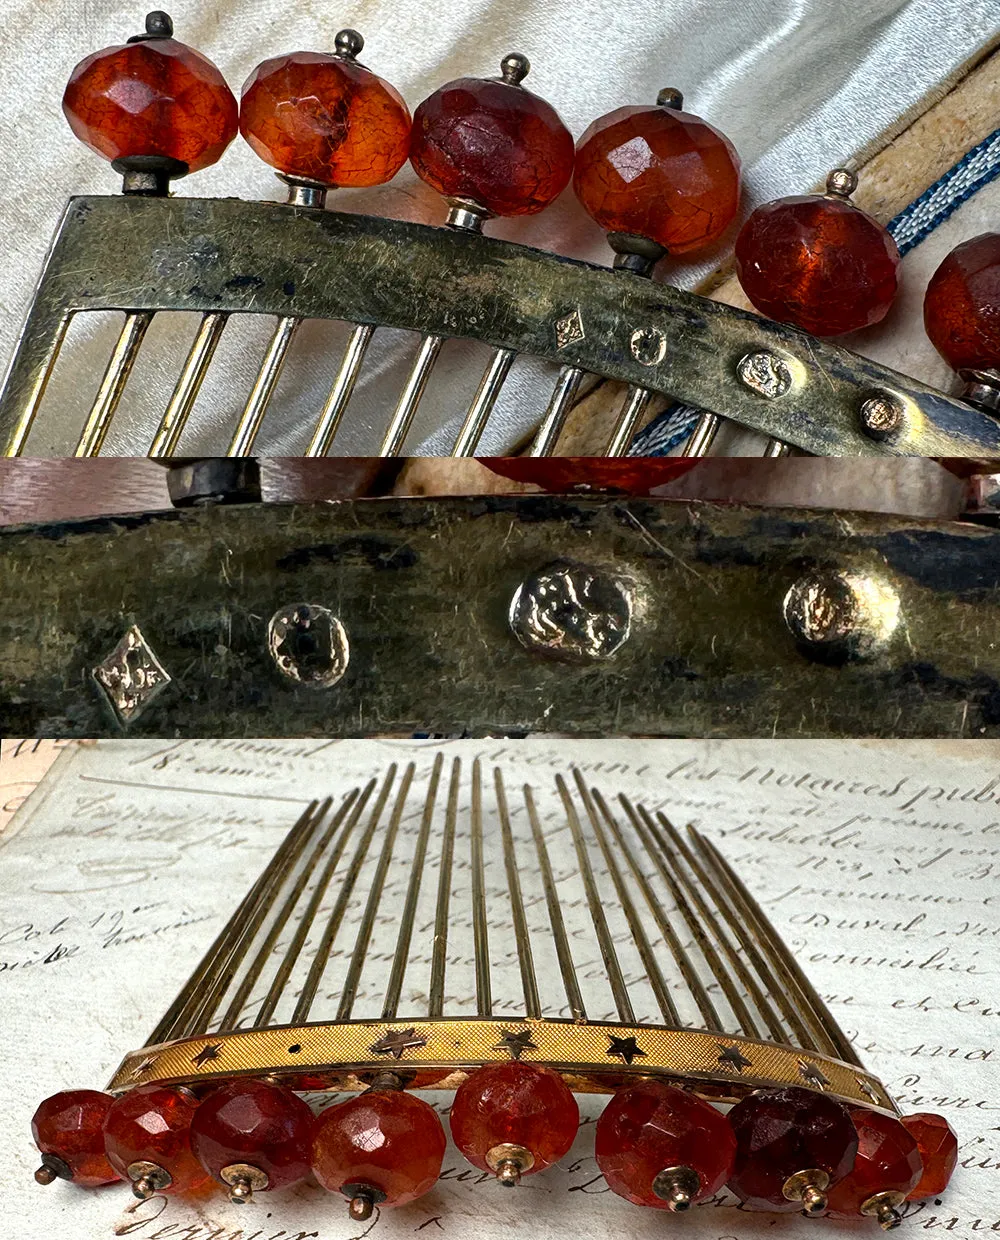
[34,1165,57,1185]
[652,1166,700,1212]
[800,1183,828,1215]
[826,167,858,199]
[863,1191,907,1231]
[334,28,364,59]
[656,86,684,110]
[500,53,530,85]
[145,11,173,37]
[132,1175,156,1200]
[349,1193,375,1220]
[229,1177,253,1204]
[497,1159,522,1187]
[222,1163,268,1205]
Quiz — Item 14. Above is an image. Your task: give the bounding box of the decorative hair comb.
[30,760,957,1227]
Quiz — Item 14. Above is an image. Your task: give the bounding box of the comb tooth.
[682,411,722,457]
[591,787,721,1031]
[556,773,634,1023]
[573,771,678,1025]
[452,347,516,456]
[382,754,444,1020]
[74,311,154,456]
[428,757,461,1019]
[689,826,862,1065]
[305,322,375,456]
[523,784,586,1021]
[494,767,540,1019]
[148,312,228,457]
[292,764,398,1024]
[470,757,493,1017]
[605,385,653,456]
[4,313,72,456]
[763,438,792,457]
[227,315,300,456]
[622,797,764,1040]
[378,334,444,456]
[528,365,584,457]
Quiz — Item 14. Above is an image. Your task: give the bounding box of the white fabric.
[2,0,999,454]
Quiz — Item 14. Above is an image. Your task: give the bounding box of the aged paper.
[1,739,998,1240]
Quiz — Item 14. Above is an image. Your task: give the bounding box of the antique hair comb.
[30,759,957,1227]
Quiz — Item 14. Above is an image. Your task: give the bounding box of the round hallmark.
[509,562,632,662]
[859,391,905,440]
[630,326,667,366]
[736,350,793,399]
[783,570,899,662]
[267,604,350,688]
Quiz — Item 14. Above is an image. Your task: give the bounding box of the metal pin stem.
[428,758,461,1019]
[528,366,585,456]
[452,348,516,456]
[378,335,443,456]
[605,385,654,457]
[494,768,540,1018]
[227,316,300,456]
[762,438,792,457]
[470,758,493,1017]
[305,323,375,456]
[4,313,72,456]
[149,312,227,457]
[75,312,154,456]
[682,411,722,457]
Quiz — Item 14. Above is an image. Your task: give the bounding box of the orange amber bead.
[924,233,1000,372]
[103,1085,208,1196]
[901,1113,959,1200]
[240,38,411,188]
[573,98,741,254]
[62,14,238,174]
[825,1109,922,1222]
[31,1090,120,1188]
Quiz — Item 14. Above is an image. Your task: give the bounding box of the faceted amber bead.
[481,458,698,494]
[727,1086,859,1211]
[103,1084,208,1195]
[312,1090,446,1207]
[240,51,411,187]
[825,1109,922,1218]
[410,72,575,216]
[449,1061,579,1177]
[923,233,1000,372]
[901,1113,959,1200]
[190,1080,313,1192]
[595,1080,736,1209]
[63,36,238,174]
[573,104,741,254]
[31,1090,120,1187]
[735,195,900,337]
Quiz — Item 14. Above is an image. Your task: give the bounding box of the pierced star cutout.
[493,1029,538,1060]
[131,1056,159,1080]
[798,1059,831,1089]
[857,1078,880,1103]
[607,1035,646,1065]
[554,307,586,350]
[717,1043,753,1072]
[192,1044,222,1067]
[370,1028,428,1059]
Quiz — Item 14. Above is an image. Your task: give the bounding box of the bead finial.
[651,1166,701,1212]
[334,28,364,59]
[500,53,530,84]
[656,86,684,110]
[34,1165,57,1185]
[826,167,858,199]
[349,1192,375,1220]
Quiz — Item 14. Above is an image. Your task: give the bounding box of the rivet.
[737,351,793,399]
[630,326,666,366]
[859,392,905,440]
[267,603,350,688]
[783,570,900,661]
[509,562,632,662]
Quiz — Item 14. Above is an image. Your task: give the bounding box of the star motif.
[716,1043,753,1072]
[857,1078,880,1103]
[493,1029,538,1060]
[606,1035,646,1065]
[131,1055,159,1080]
[370,1028,428,1060]
[798,1059,831,1089]
[192,1044,222,1067]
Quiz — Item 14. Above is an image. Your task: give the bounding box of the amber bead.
[825,1109,922,1221]
[481,458,698,494]
[190,1080,313,1195]
[573,103,741,254]
[735,195,900,337]
[312,1090,446,1209]
[240,50,411,188]
[595,1081,736,1209]
[31,1090,120,1188]
[103,1084,208,1195]
[923,233,1000,372]
[449,1061,579,1181]
[63,29,238,174]
[727,1086,859,1212]
[901,1113,959,1200]
[410,63,575,216]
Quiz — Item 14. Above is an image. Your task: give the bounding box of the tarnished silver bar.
[227,315,300,456]
[306,322,375,457]
[528,366,585,457]
[452,347,516,456]
[379,334,443,456]
[606,385,653,457]
[74,312,154,457]
[149,312,228,458]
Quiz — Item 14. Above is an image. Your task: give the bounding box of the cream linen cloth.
[1,0,999,455]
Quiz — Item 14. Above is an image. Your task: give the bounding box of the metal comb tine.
[3,312,72,456]
[382,754,444,1020]
[572,770,678,1025]
[253,779,377,1029]
[227,315,300,456]
[605,385,653,457]
[220,786,361,1031]
[452,347,516,456]
[494,767,540,1019]
[688,826,861,1065]
[470,757,492,1017]
[528,365,585,456]
[682,410,722,457]
[590,786,721,1031]
[556,773,634,1023]
[428,756,461,1019]
[148,798,323,1045]
[292,764,398,1024]
[305,322,375,456]
[74,311,154,456]
[523,784,586,1021]
[621,796,763,1040]
[378,334,444,456]
[148,311,228,457]
[763,439,792,457]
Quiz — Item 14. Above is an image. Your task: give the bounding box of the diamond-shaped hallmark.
[554,307,586,350]
[93,624,171,724]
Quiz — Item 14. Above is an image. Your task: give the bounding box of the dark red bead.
[735,195,900,337]
[63,37,238,174]
[189,1080,313,1193]
[573,104,741,254]
[826,1109,922,1219]
[924,233,1000,372]
[31,1090,120,1187]
[727,1086,859,1211]
[240,52,411,188]
[312,1090,446,1207]
[480,459,699,494]
[901,1113,959,1200]
[102,1084,208,1195]
[595,1080,736,1209]
[449,1061,579,1178]
[410,75,574,216]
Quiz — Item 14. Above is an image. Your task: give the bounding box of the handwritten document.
[2,739,998,1240]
